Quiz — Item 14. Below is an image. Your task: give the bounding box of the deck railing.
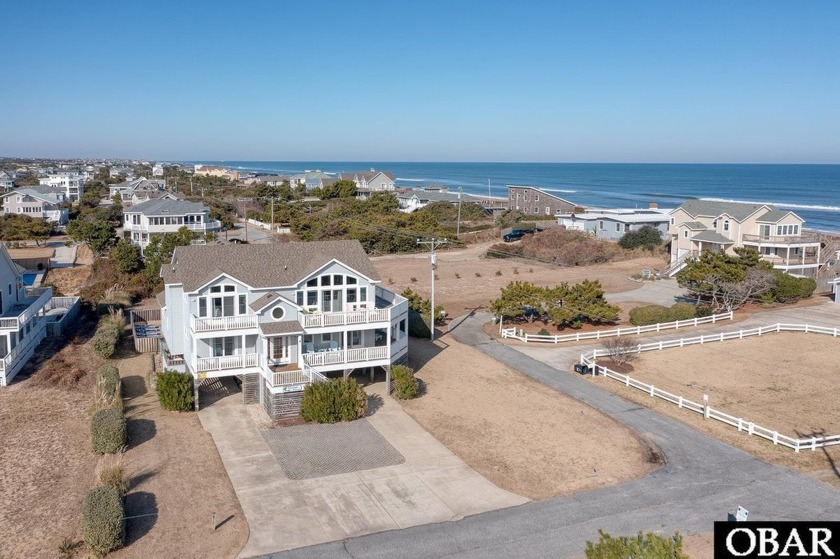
[302,346,389,367]
[190,314,258,332]
[742,232,821,244]
[299,308,389,328]
[0,287,52,330]
[195,353,259,372]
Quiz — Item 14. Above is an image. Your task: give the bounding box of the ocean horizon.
[190,161,840,233]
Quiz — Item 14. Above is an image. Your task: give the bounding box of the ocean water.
[195,162,840,232]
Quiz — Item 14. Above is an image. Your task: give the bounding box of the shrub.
[91,313,125,359]
[82,486,125,557]
[537,328,550,336]
[618,225,664,250]
[391,365,419,400]
[772,272,816,303]
[585,530,687,559]
[155,370,194,411]
[669,302,697,321]
[495,270,502,276]
[95,365,121,409]
[475,272,482,277]
[601,336,640,366]
[407,309,431,338]
[410,277,417,283]
[629,303,700,326]
[91,408,126,454]
[694,304,713,318]
[300,378,367,423]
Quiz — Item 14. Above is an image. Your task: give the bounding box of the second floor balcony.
[0,287,52,330]
[190,314,259,333]
[742,232,821,246]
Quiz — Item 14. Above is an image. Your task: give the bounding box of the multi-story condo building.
[194,165,239,181]
[38,172,86,201]
[668,200,821,277]
[158,240,409,418]
[556,206,671,241]
[1,188,69,224]
[123,199,222,252]
[507,186,580,217]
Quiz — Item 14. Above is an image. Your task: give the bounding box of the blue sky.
[2,1,839,163]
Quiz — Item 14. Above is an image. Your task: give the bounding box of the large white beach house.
[158,240,409,418]
[668,200,821,277]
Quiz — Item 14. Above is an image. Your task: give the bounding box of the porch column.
[385,364,391,396]
[786,246,791,267]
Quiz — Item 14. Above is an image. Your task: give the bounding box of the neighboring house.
[0,245,54,386]
[290,171,334,191]
[0,171,18,191]
[158,240,409,418]
[255,175,290,187]
[339,170,395,192]
[109,166,135,180]
[152,164,164,177]
[668,200,821,277]
[829,276,840,304]
[396,187,482,213]
[194,165,240,181]
[109,177,168,206]
[1,188,69,224]
[38,172,86,201]
[556,206,671,241]
[123,199,222,251]
[507,186,580,217]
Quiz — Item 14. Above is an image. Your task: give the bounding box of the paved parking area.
[198,383,527,558]
[261,419,404,479]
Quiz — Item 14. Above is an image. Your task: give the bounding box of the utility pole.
[416,237,447,342]
[270,196,275,229]
[456,186,463,239]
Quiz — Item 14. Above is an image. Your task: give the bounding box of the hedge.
[92,316,124,359]
[91,408,127,454]
[82,486,125,557]
[96,365,121,409]
[407,309,431,338]
[300,378,367,423]
[629,303,703,326]
[391,365,419,400]
[155,370,194,411]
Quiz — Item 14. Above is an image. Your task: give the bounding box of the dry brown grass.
[46,244,94,297]
[398,336,659,500]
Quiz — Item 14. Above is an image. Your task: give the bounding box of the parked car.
[502,229,532,242]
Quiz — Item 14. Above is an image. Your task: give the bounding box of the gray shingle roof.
[678,199,769,221]
[161,240,380,292]
[756,210,791,223]
[259,320,304,336]
[250,292,281,312]
[397,189,481,203]
[127,198,210,216]
[692,231,735,244]
[2,188,62,204]
[683,221,708,230]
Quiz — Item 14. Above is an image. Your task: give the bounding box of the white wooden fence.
[502,311,733,344]
[580,322,840,452]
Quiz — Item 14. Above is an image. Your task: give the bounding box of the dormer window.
[723,220,730,232]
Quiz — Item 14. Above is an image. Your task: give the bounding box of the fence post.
[772,432,778,445]
[748,422,754,436]
[703,394,709,419]
[737,418,742,432]
[812,437,817,451]
[678,396,683,408]
[649,384,654,397]
[625,375,630,387]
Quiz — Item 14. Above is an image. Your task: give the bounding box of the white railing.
[195,353,259,372]
[502,311,733,344]
[0,324,46,382]
[302,346,389,367]
[190,314,258,332]
[666,250,699,276]
[186,219,222,231]
[299,308,389,328]
[0,287,52,330]
[580,323,840,452]
[46,297,78,310]
[270,364,328,388]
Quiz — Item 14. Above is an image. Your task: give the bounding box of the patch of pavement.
[261,419,405,480]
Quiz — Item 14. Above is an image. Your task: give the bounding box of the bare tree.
[601,336,641,366]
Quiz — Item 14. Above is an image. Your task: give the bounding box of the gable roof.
[259,320,304,336]
[756,209,797,223]
[682,221,707,231]
[692,231,735,244]
[506,185,578,207]
[677,199,770,222]
[2,188,62,204]
[250,291,281,312]
[126,198,210,216]
[161,240,380,292]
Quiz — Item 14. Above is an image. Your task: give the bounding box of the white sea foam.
[396,177,425,182]
[700,197,840,212]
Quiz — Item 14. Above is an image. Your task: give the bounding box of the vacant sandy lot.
[589,332,840,485]
[398,336,660,500]
[109,348,247,559]
[373,242,666,316]
[47,243,93,297]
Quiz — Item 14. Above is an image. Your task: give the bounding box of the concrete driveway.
[198,383,526,558]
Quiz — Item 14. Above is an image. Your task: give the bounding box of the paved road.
[266,304,840,558]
